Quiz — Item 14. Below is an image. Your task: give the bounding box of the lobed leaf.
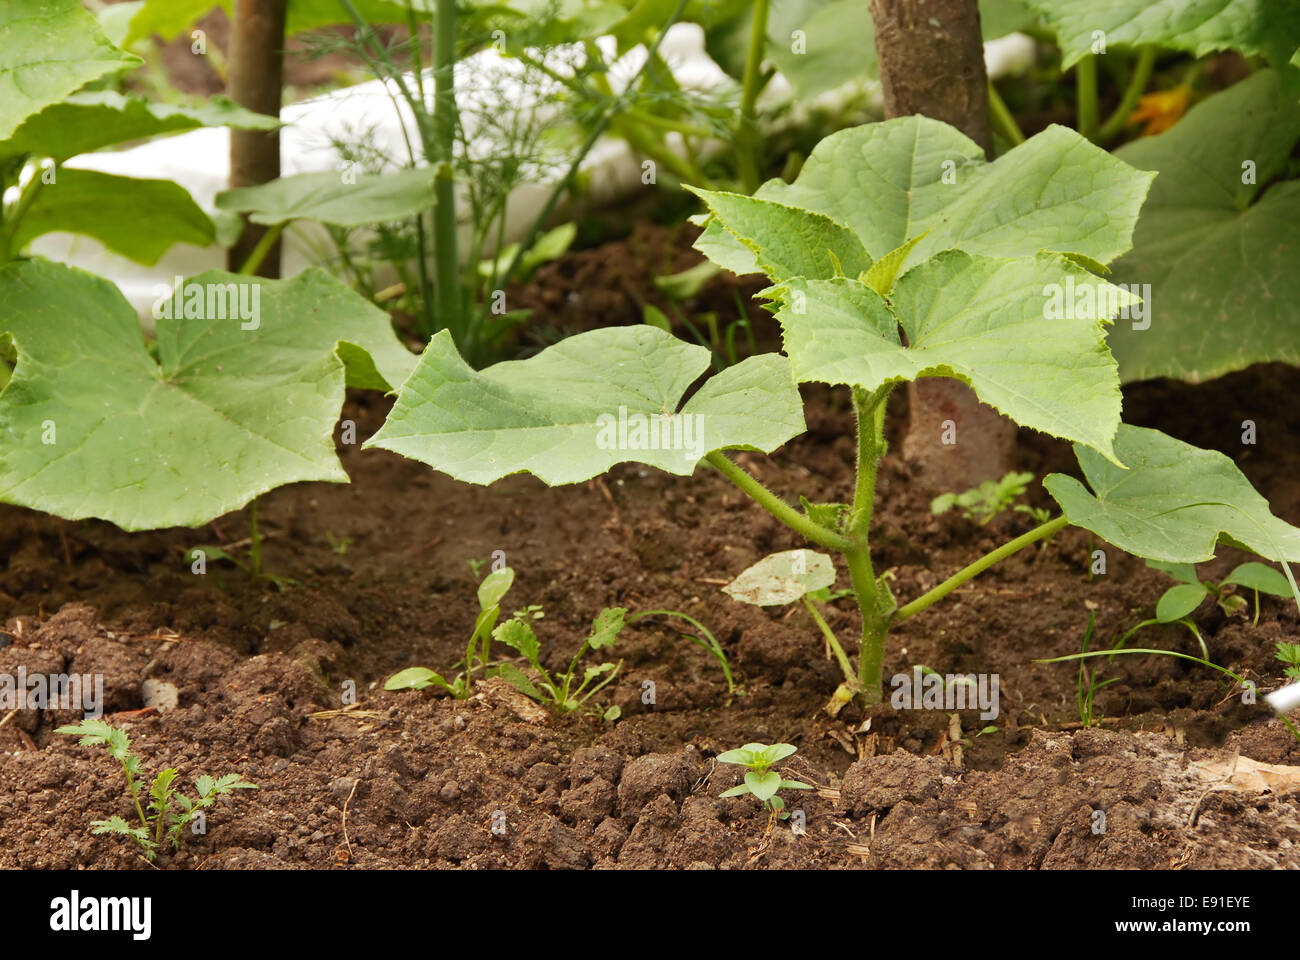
[0,91,279,163]
[1026,0,1300,76]
[12,169,214,265]
[0,0,140,141]
[774,252,1128,463]
[366,326,806,486]
[587,607,627,650]
[493,617,540,668]
[216,167,440,229]
[696,118,1154,278]
[686,187,871,282]
[1106,71,1300,383]
[1044,424,1300,564]
[0,260,416,530]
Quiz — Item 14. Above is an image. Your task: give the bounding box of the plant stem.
[237,221,284,275]
[1076,54,1099,138]
[801,595,855,685]
[432,0,461,348]
[705,451,853,552]
[120,760,148,831]
[986,80,1025,147]
[736,0,770,193]
[1095,45,1157,144]
[893,515,1068,622]
[848,384,890,540]
[0,157,52,262]
[847,385,892,701]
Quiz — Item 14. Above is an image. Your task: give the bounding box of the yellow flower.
[1127,85,1191,136]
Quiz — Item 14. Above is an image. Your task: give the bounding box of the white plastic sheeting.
[33,25,1034,317]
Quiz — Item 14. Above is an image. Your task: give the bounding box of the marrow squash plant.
[368,116,1300,706]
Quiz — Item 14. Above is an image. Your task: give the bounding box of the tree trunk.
[226,0,287,277]
[870,0,1016,489]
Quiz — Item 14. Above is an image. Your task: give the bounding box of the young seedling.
[720,548,858,713]
[492,605,626,719]
[1148,560,1292,627]
[716,742,812,815]
[1041,636,1300,745]
[1276,642,1300,681]
[57,719,256,861]
[385,566,516,699]
[367,116,1300,712]
[626,609,736,695]
[931,471,1035,526]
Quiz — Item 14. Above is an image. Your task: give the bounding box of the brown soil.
[2,227,1299,870]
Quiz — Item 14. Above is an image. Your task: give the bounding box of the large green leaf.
[365,326,806,485]
[215,168,439,228]
[695,117,1154,278]
[11,169,213,266]
[0,0,140,141]
[1026,0,1300,76]
[1106,71,1300,383]
[765,0,876,99]
[774,252,1129,462]
[0,260,415,530]
[753,0,1028,100]
[1044,424,1300,564]
[0,91,279,163]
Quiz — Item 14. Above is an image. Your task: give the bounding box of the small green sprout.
[386,566,515,699]
[325,531,352,556]
[931,471,1035,525]
[1276,641,1300,680]
[1148,560,1292,627]
[57,719,255,861]
[716,742,812,815]
[491,605,626,718]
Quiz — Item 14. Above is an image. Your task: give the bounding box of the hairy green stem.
[1095,45,1157,144]
[894,515,1068,622]
[736,0,770,193]
[847,385,892,700]
[705,451,853,552]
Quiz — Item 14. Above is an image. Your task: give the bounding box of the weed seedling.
[626,609,736,695]
[716,742,812,816]
[931,471,1035,526]
[1149,560,1292,627]
[1276,642,1300,680]
[57,719,255,861]
[385,566,515,698]
[492,605,626,719]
